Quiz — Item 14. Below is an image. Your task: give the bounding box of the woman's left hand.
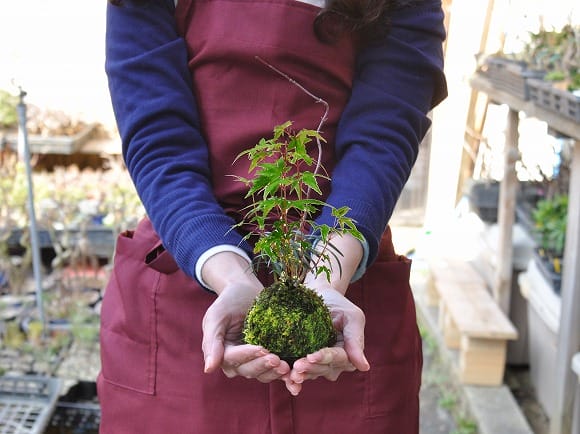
[202,281,291,382]
[284,284,370,395]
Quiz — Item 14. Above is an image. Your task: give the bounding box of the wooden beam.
[456,0,497,200]
[458,92,488,200]
[551,140,580,434]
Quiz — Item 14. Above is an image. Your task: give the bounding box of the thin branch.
[254,56,329,191]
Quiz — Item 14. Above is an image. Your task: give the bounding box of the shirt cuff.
[195,245,253,291]
[312,235,369,283]
[350,236,369,283]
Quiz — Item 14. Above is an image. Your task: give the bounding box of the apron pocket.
[360,255,422,417]
[100,327,157,395]
[99,231,160,395]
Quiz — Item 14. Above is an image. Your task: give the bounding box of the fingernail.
[362,357,370,371]
[287,384,299,396]
[204,356,212,373]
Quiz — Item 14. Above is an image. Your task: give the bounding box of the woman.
[98,0,447,432]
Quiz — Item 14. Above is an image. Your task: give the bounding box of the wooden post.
[456,0,497,200]
[492,108,519,313]
[551,139,580,434]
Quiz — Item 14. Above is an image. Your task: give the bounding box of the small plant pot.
[466,180,500,223]
[533,250,562,294]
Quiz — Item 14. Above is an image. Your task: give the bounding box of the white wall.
[0,1,114,127]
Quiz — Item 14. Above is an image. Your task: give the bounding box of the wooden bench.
[425,258,487,307]
[428,258,519,386]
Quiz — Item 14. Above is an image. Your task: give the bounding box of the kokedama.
[233,121,362,364]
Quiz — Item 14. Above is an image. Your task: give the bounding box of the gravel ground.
[420,336,460,434]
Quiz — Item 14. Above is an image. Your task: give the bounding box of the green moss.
[243,280,336,362]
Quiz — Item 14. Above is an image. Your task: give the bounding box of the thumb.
[202,309,226,373]
[342,321,370,372]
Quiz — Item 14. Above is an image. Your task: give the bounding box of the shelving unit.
[469,73,580,434]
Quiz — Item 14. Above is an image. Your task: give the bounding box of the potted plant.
[233,121,362,365]
[531,194,567,293]
[0,89,18,131]
[523,24,580,122]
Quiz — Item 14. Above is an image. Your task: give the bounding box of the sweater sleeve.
[315,0,448,267]
[105,0,253,280]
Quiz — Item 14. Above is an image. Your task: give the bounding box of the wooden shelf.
[469,74,580,140]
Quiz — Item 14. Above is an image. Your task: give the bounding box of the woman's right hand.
[200,252,291,382]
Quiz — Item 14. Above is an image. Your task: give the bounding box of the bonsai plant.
[233,120,362,364]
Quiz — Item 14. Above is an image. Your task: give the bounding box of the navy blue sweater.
[105,0,447,282]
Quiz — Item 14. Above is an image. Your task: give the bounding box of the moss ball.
[243,280,336,363]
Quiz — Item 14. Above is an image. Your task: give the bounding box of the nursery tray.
[7,226,116,259]
[479,57,545,101]
[45,402,101,434]
[528,79,580,123]
[0,375,62,434]
[45,381,100,434]
[3,124,96,155]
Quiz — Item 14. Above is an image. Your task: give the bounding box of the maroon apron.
[97,0,422,432]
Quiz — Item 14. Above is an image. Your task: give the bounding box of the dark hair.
[315,0,395,44]
[108,0,403,44]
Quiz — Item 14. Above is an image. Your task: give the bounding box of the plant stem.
[255,56,331,261]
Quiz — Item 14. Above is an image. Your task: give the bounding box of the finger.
[224,352,289,381]
[341,320,370,372]
[305,347,348,365]
[223,344,268,367]
[221,344,266,377]
[283,377,302,396]
[223,345,273,375]
[291,348,354,383]
[202,334,225,374]
[201,309,226,373]
[254,358,291,382]
[291,361,352,383]
[255,367,291,383]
